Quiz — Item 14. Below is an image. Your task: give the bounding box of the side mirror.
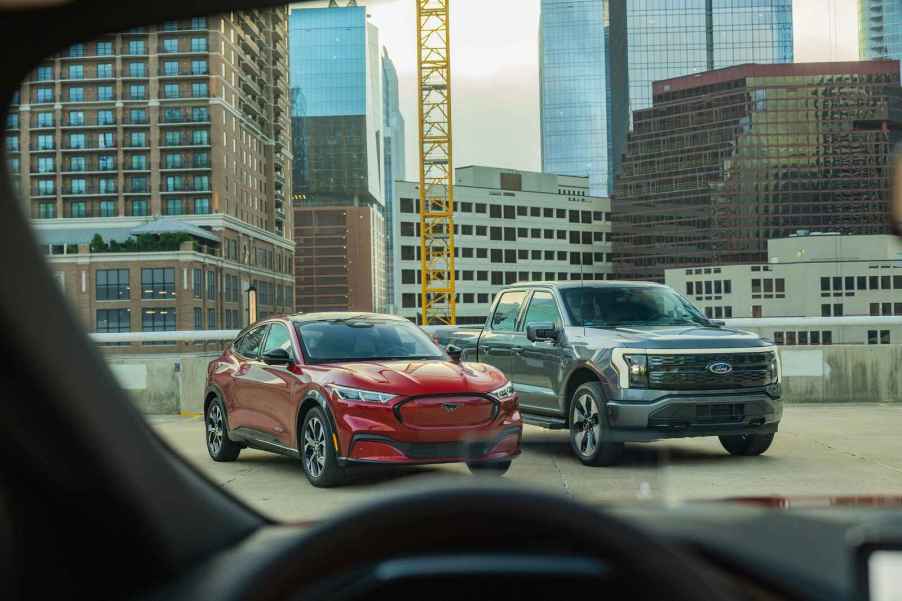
[262,348,291,366]
[446,344,462,363]
[526,322,559,342]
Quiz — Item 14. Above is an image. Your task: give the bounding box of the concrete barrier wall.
[106,352,218,414]
[104,345,902,414]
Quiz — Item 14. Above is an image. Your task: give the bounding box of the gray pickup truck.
[432,281,782,466]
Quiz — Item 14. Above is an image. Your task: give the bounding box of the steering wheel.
[249,484,736,601]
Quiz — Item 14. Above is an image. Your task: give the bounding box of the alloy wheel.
[207,403,224,455]
[304,416,327,479]
[572,393,601,457]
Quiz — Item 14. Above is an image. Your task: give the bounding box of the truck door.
[477,289,528,379]
[510,290,564,414]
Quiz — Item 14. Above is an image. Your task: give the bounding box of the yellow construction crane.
[415,0,456,325]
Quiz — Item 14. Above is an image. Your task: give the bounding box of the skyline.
[348,0,860,183]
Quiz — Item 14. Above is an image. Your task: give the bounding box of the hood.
[568,324,772,350]
[327,359,506,396]
[703,495,902,509]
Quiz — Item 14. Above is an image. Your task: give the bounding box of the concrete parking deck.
[150,404,902,522]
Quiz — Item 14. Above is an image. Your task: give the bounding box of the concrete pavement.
[149,404,902,521]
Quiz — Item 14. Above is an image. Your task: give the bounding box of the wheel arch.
[559,364,607,425]
[295,388,340,454]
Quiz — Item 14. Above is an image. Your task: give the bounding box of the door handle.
[513,347,523,355]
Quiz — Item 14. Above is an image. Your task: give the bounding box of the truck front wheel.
[568,382,623,466]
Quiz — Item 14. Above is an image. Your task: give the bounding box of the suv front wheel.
[568,382,624,466]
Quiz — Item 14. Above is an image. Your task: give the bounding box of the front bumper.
[605,388,782,443]
[332,394,523,465]
[341,427,522,465]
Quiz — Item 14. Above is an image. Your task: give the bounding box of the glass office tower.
[289,4,388,313]
[539,0,613,197]
[540,0,793,195]
[860,0,902,61]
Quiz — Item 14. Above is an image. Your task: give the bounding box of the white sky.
[350,0,860,180]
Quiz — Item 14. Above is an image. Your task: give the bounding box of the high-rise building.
[612,61,902,282]
[289,3,388,313]
[382,48,406,312]
[539,0,614,197]
[539,0,793,195]
[393,166,613,325]
[860,0,902,61]
[5,10,295,347]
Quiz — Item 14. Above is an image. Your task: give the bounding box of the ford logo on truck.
[707,362,733,375]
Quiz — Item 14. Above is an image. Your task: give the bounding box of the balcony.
[159,111,210,125]
[61,186,118,196]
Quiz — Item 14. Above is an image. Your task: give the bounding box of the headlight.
[768,352,780,384]
[488,381,515,401]
[329,385,396,403]
[623,354,648,388]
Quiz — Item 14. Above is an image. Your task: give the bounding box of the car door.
[257,321,305,447]
[478,289,528,380]
[510,290,564,414]
[228,324,269,433]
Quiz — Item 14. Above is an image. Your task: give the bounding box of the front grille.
[401,440,492,460]
[647,352,775,390]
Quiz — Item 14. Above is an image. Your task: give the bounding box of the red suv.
[204,313,522,486]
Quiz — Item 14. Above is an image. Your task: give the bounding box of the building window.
[96,309,130,333]
[751,305,762,318]
[193,197,210,214]
[163,83,180,98]
[401,246,415,260]
[68,43,85,57]
[141,268,175,299]
[190,37,208,52]
[97,86,113,101]
[69,201,87,217]
[868,330,879,345]
[208,309,216,329]
[163,60,179,75]
[97,63,113,78]
[128,62,146,77]
[773,332,784,345]
[206,271,216,300]
[68,87,84,101]
[96,41,113,56]
[400,198,414,213]
[128,84,146,99]
[127,39,146,55]
[35,87,53,103]
[35,65,53,81]
[870,303,879,316]
[162,38,178,53]
[99,201,115,217]
[833,304,843,317]
[193,307,203,330]
[96,269,129,300]
[38,203,55,218]
[881,330,891,345]
[402,294,416,309]
[785,331,796,345]
[142,308,176,332]
[191,82,209,97]
[191,60,208,75]
[164,197,182,215]
[489,205,501,219]
[821,304,831,317]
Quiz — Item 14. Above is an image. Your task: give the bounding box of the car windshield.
[560,286,710,327]
[8,0,902,533]
[296,319,444,363]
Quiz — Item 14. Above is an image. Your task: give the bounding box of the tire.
[466,460,511,476]
[301,407,344,487]
[205,397,241,462]
[568,382,624,466]
[719,433,774,456]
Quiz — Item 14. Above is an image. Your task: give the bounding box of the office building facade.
[860,0,902,61]
[539,0,793,195]
[289,3,388,313]
[382,49,406,312]
[664,234,902,345]
[393,166,613,324]
[613,61,902,282]
[5,10,295,347]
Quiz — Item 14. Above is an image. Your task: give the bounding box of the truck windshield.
[295,318,445,364]
[560,286,710,328]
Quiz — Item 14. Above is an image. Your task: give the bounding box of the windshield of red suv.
[561,286,710,328]
[296,319,445,363]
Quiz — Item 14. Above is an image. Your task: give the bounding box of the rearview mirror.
[262,348,292,366]
[446,344,462,363]
[527,322,559,342]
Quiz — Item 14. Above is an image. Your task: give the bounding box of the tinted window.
[236,326,267,359]
[521,291,561,329]
[262,323,293,359]
[560,286,707,327]
[296,319,443,363]
[490,290,527,331]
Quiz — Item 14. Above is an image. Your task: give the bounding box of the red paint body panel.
[206,316,522,466]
